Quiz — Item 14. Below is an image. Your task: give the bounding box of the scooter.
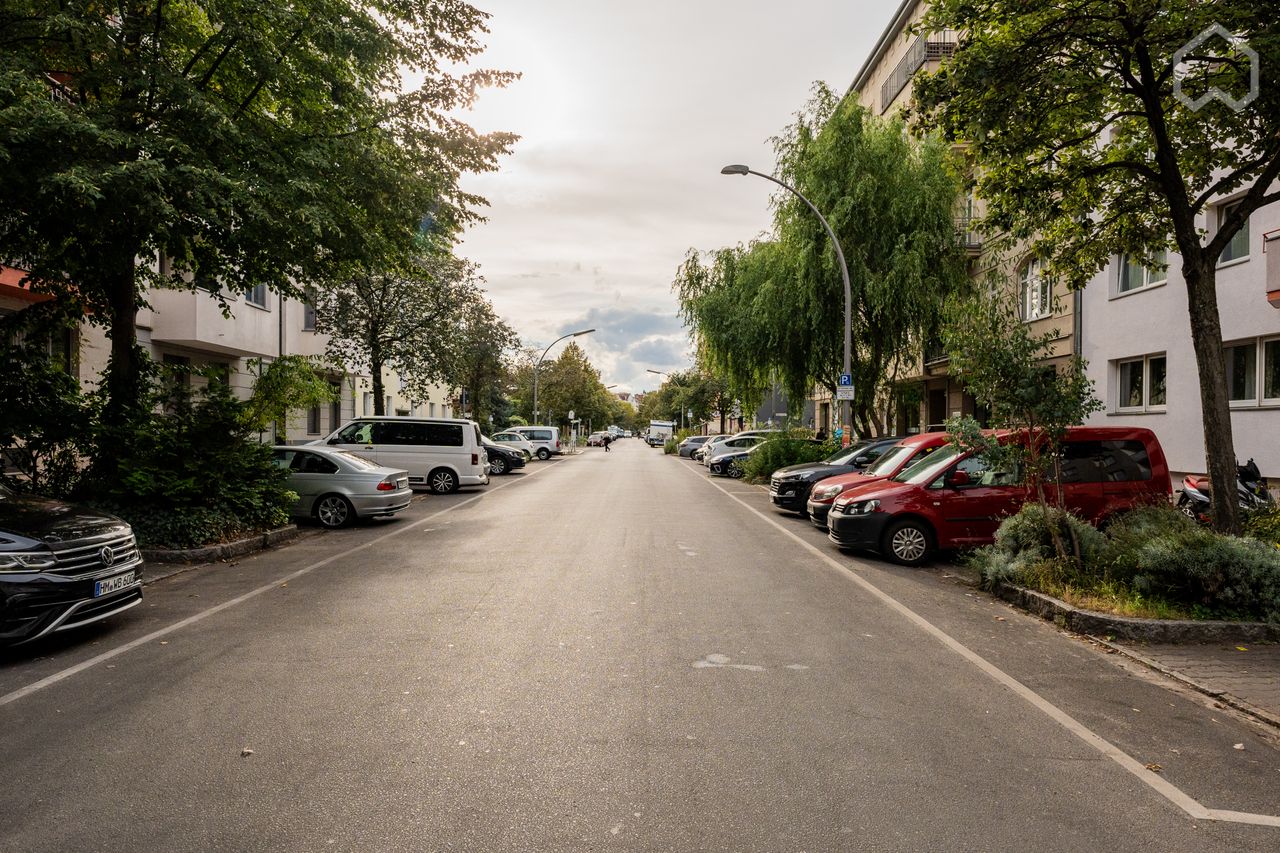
[1177,458,1273,524]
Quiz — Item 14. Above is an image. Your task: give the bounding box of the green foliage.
[1244,505,1280,547]
[663,439,678,455]
[241,356,337,435]
[0,312,89,495]
[972,503,1280,623]
[676,84,970,435]
[512,342,618,431]
[740,435,835,484]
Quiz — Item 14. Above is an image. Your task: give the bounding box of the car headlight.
[811,484,845,501]
[0,552,58,572]
[850,499,881,515]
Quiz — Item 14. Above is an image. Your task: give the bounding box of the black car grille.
[48,531,141,578]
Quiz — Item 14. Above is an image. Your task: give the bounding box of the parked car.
[481,439,528,475]
[805,433,951,528]
[623,430,633,438]
[768,436,904,514]
[506,426,563,460]
[489,431,535,460]
[0,479,144,645]
[827,427,1172,566]
[273,446,412,528]
[586,432,607,447]
[702,435,763,467]
[317,417,489,494]
[677,435,712,458]
[693,434,731,462]
[708,441,765,477]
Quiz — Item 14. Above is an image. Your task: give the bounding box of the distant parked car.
[489,431,535,460]
[481,439,527,476]
[677,435,711,458]
[702,435,762,467]
[826,427,1172,566]
[804,433,950,527]
[768,436,904,515]
[693,434,731,462]
[708,442,765,478]
[0,479,145,646]
[506,426,562,460]
[273,446,412,529]
[586,432,607,447]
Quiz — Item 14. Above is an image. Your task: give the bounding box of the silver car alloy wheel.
[431,470,457,494]
[490,456,507,475]
[317,496,350,528]
[890,525,928,563]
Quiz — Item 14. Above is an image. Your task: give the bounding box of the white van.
[507,426,561,460]
[318,417,489,494]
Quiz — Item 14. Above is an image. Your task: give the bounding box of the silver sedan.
[272,446,413,529]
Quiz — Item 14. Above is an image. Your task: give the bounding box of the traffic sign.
[838,373,852,386]
[836,386,855,401]
[568,409,575,421]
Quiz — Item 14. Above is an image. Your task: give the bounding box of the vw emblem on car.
[99,546,115,567]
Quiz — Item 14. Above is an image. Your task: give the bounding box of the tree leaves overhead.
[676,84,969,435]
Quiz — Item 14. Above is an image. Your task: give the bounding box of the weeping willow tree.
[675,83,970,436]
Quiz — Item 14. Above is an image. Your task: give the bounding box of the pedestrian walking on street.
[603,434,613,452]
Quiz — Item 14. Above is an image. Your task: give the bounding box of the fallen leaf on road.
[159,641,168,646]
[241,748,254,757]
[1233,743,1245,750]
[994,616,1006,622]
[280,583,288,588]
[1145,763,1162,773]
[1235,646,1248,651]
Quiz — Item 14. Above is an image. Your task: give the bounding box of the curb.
[140,525,300,566]
[993,582,1280,643]
[1091,638,1280,731]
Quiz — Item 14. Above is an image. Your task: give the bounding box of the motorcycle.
[1177,458,1273,524]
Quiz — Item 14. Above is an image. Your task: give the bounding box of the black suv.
[0,480,144,645]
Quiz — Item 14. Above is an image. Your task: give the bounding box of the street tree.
[520,342,615,430]
[454,298,519,427]
[914,1,1280,532]
[312,251,482,415]
[0,1,516,423]
[676,84,969,436]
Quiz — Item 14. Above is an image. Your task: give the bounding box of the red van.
[806,432,951,528]
[826,427,1171,566]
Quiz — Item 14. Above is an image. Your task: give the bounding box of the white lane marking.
[0,465,557,708]
[683,465,1280,829]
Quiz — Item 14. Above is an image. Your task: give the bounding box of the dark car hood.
[482,443,521,460]
[0,492,129,547]
[774,461,859,480]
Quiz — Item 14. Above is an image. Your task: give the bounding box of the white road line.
[0,464,557,708]
[684,463,1280,829]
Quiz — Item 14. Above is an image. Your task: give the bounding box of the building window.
[330,383,342,431]
[303,301,316,331]
[1019,258,1051,321]
[1264,338,1280,404]
[428,402,436,417]
[1118,249,1167,294]
[1224,341,1257,402]
[307,406,321,435]
[245,283,268,308]
[1116,354,1166,412]
[362,392,372,416]
[1218,202,1250,265]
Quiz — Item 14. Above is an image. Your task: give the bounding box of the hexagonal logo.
[1173,23,1259,112]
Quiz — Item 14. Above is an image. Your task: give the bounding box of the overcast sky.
[455,0,889,394]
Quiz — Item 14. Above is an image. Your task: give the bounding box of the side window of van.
[1098,440,1151,481]
[375,422,429,445]
[1058,441,1104,484]
[336,422,373,444]
[532,430,553,442]
[423,423,464,447]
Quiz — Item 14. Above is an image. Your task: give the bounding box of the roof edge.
[847,0,919,98]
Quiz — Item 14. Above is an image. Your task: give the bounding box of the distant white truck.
[647,420,674,446]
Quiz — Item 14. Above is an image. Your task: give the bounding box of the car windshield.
[865,444,913,475]
[334,451,380,470]
[892,444,963,484]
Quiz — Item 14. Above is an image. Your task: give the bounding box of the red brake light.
[472,453,479,465]
[377,480,396,491]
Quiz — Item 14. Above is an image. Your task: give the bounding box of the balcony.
[924,342,949,366]
[954,215,983,255]
[880,31,958,113]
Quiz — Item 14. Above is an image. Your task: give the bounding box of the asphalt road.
[1,440,1278,852]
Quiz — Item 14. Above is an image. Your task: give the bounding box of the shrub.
[1244,505,1280,547]
[663,438,678,454]
[971,504,1105,591]
[740,435,835,483]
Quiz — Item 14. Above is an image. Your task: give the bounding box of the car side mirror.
[950,469,971,488]
[328,437,342,446]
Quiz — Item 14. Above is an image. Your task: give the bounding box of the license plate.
[95,571,136,597]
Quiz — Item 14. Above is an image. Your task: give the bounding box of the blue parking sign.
[838,373,852,386]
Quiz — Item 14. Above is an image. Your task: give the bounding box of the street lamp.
[647,369,685,430]
[721,164,853,445]
[533,328,595,424]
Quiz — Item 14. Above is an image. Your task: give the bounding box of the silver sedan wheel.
[316,495,352,529]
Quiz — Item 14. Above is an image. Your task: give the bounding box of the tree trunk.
[371,346,385,416]
[1183,259,1241,534]
[103,261,141,424]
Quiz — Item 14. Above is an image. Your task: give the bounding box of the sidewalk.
[1105,639,1280,729]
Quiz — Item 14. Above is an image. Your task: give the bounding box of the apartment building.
[1081,204,1280,482]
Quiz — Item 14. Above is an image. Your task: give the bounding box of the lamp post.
[533,328,595,424]
[721,164,853,445]
[647,369,684,430]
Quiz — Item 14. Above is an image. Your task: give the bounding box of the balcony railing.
[880,31,958,113]
[954,216,983,254]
